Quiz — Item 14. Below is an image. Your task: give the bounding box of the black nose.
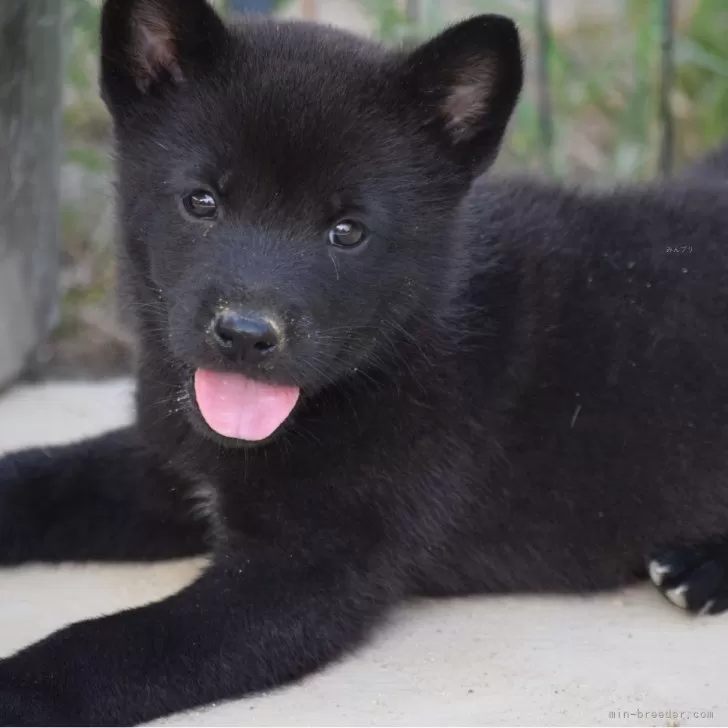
[211,308,281,361]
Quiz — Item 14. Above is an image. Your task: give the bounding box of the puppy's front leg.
[0,428,208,565]
[0,540,397,725]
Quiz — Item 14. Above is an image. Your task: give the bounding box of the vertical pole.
[301,0,317,21]
[535,0,554,175]
[659,0,675,177]
[404,0,419,24]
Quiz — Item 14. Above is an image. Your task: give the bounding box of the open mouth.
[193,369,300,442]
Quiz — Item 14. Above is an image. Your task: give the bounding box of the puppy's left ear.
[399,15,523,170]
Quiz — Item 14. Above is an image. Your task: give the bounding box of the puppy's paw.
[647,543,728,615]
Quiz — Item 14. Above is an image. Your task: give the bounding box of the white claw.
[665,583,690,610]
[698,599,716,616]
[648,560,673,586]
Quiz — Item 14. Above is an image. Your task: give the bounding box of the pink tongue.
[194,369,300,441]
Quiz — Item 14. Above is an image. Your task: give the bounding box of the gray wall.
[0,0,63,389]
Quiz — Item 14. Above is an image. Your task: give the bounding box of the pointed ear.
[398,15,523,170]
[100,0,229,111]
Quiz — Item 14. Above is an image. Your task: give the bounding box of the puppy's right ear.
[100,0,228,112]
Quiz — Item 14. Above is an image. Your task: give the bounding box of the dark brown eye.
[328,219,368,248]
[183,190,218,219]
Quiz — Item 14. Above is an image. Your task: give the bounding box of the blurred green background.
[52,0,728,378]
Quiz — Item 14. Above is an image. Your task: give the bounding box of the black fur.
[1,0,727,724]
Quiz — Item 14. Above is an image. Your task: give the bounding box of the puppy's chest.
[201,451,385,543]
[194,392,465,543]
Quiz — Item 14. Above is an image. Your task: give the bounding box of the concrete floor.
[0,379,725,726]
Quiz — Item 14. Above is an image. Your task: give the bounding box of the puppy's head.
[101,0,522,444]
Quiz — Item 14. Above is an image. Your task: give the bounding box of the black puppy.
[1,0,727,724]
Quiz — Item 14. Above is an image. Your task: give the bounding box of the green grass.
[54,0,728,375]
[356,0,728,181]
[63,0,728,183]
